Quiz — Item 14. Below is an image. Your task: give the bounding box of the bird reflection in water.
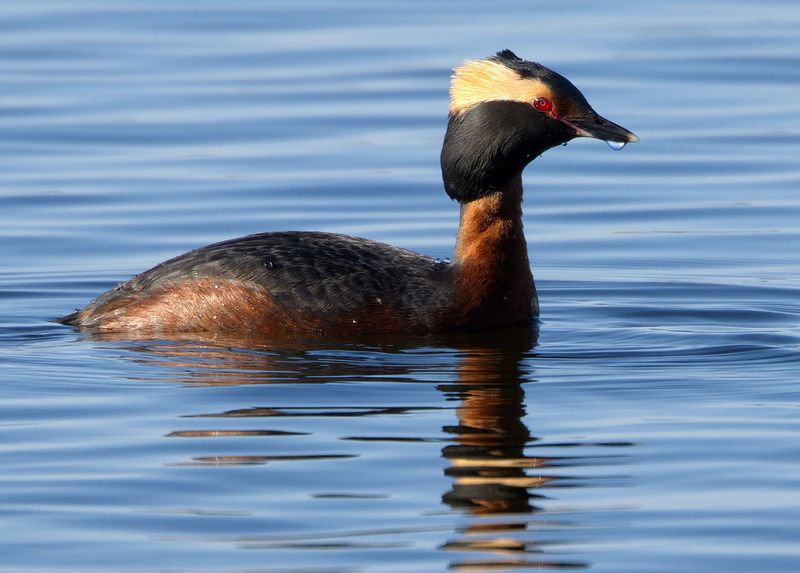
[89,327,608,570]
[438,329,589,571]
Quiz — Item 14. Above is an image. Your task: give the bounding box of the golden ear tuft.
[449,59,553,115]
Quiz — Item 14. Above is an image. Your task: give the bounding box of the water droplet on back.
[606,140,626,151]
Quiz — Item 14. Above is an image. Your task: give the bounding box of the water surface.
[1,2,799,572]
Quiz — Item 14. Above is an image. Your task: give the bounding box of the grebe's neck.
[454,176,525,262]
[451,175,537,328]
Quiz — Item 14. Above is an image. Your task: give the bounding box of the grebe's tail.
[56,310,82,326]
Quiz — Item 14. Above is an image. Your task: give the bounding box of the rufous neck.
[454,176,526,265]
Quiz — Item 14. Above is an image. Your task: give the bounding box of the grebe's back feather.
[62,232,453,333]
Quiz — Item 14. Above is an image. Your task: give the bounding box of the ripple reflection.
[437,330,599,571]
[90,328,632,570]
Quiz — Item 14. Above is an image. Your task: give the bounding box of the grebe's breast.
[68,232,454,334]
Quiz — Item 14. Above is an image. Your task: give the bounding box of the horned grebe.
[60,50,637,336]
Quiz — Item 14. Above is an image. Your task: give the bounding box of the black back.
[79,232,454,324]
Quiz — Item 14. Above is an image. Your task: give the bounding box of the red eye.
[533,97,553,113]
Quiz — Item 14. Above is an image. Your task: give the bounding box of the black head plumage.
[441,52,578,202]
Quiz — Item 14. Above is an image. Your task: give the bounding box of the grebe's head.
[441,50,638,202]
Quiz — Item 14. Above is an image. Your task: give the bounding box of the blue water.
[2,1,799,572]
